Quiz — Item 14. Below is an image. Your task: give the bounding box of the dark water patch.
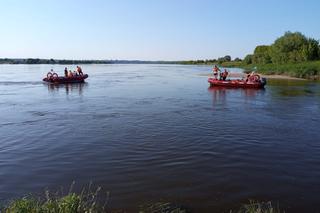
[28,111,50,117]
[91,112,122,119]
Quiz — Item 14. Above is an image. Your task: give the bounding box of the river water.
[0,64,319,212]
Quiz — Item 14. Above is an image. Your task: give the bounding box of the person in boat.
[64,67,68,77]
[73,70,78,76]
[219,72,223,80]
[245,71,255,82]
[222,69,229,81]
[68,70,73,78]
[77,66,83,76]
[213,65,220,80]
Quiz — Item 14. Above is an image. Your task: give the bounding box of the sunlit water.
[0,64,319,212]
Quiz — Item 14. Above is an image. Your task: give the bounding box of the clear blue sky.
[0,0,319,60]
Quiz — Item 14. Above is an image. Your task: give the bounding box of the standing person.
[64,67,68,77]
[76,66,83,76]
[213,65,220,80]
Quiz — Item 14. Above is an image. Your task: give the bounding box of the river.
[0,64,319,212]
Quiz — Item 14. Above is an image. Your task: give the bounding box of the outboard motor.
[260,77,267,86]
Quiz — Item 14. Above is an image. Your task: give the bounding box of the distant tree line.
[243,31,320,65]
[0,58,186,65]
[0,58,243,65]
[0,58,115,64]
[179,55,242,65]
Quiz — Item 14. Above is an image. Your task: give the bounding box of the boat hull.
[43,74,89,84]
[208,78,266,89]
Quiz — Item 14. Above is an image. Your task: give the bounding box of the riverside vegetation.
[0,182,282,213]
[0,182,283,213]
[240,31,320,79]
[1,188,282,213]
[182,32,320,79]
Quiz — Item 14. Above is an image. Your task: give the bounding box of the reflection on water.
[278,88,315,96]
[208,87,265,107]
[267,79,320,97]
[267,78,310,87]
[208,87,265,97]
[46,83,88,95]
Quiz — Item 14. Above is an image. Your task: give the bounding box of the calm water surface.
[0,64,320,212]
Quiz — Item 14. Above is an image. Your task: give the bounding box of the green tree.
[302,38,319,61]
[26,58,41,64]
[224,55,231,62]
[252,45,271,64]
[217,57,225,63]
[243,54,253,64]
[270,31,309,63]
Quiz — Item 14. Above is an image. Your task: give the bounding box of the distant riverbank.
[199,71,306,80]
[1,57,319,80]
[0,58,179,65]
[180,32,320,80]
[240,61,320,80]
[216,60,320,80]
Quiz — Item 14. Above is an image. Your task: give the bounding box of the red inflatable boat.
[43,72,88,84]
[208,75,266,89]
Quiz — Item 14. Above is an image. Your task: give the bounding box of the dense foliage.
[244,32,320,65]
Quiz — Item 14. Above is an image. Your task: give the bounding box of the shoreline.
[199,72,306,80]
[259,74,306,80]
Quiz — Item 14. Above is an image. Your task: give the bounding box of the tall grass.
[139,202,188,213]
[1,182,109,213]
[236,200,282,213]
[1,183,283,213]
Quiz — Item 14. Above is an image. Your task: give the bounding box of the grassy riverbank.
[188,32,320,79]
[0,185,282,213]
[1,184,108,213]
[1,197,281,213]
[240,61,320,79]
[218,60,320,79]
